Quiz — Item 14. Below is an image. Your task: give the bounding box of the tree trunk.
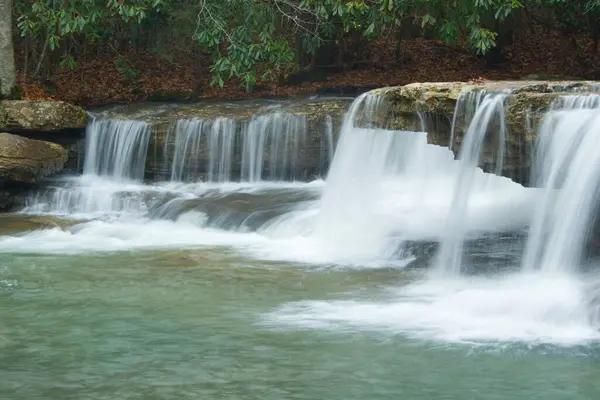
[0,0,16,97]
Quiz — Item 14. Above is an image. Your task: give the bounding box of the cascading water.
[5,88,599,347]
[168,118,207,181]
[263,91,596,344]
[84,118,152,181]
[166,112,311,182]
[241,112,307,182]
[298,92,528,266]
[523,94,600,272]
[448,91,487,151]
[320,115,335,176]
[207,118,236,182]
[24,118,154,216]
[167,118,237,182]
[435,92,508,276]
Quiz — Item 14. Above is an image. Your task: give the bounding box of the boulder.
[0,100,87,132]
[0,132,68,184]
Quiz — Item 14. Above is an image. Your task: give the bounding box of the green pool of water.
[2,249,599,400]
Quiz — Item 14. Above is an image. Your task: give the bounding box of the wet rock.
[0,100,87,132]
[371,80,599,122]
[0,132,68,184]
[369,80,600,184]
[0,214,81,234]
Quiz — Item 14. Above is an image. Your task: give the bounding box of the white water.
[261,92,600,345]
[320,115,335,175]
[307,93,532,266]
[166,112,314,182]
[84,118,152,181]
[17,93,536,265]
[208,118,236,182]
[266,273,600,345]
[168,118,209,181]
[241,112,307,181]
[436,93,508,276]
[523,94,600,272]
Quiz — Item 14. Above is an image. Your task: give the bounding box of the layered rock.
[368,80,600,183]
[0,100,87,132]
[0,132,68,210]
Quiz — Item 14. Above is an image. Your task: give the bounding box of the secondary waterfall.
[436,92,508,276]
[523,94,600,272]
[165,112,314,183]
[241,112,307,182]
[84,118,152,181]
[167,118,237,182]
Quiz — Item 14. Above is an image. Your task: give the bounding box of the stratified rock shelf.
[0,100,87,132]
[0,132,69,210]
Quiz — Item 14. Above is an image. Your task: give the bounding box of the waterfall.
[207,118,236,182]
[241,112,307,182]
[435,92,508,276]
[24,118,153,216]
[449,91,487,151]
[167,118,237,182]
[169,119,207,181]
[84,119,152,181]
[167,112,310,183]
[312,94,447,263]
[320,115,335,177]
[523,94,600,272]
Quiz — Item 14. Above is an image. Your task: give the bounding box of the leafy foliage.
[11,0,598,90]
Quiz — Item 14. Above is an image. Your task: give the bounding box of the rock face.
[0,132,68,183]
[0,100,87,132]
[0,132,69,210]
[368,80,600,184]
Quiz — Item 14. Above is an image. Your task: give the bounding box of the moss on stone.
[0,100,87,132]
[505,92,559,141]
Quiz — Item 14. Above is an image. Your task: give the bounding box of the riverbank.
[16,26,600,108]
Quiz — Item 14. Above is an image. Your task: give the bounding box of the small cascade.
[320,115,335,176]
[167,118,237,182]
[84,119,152,181]
[449,91,487,151]
[241,112,307,182]
[169,119,207,181]
[523,94,600,272]
[436,92,508,276]
[167,112,310,182]
[207,118,236,182]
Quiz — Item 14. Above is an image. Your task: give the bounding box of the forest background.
[1,0,599,105]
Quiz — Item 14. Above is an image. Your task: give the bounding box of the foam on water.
[436,93,508,276]
[0,211,268,254]
[265,273,600,345]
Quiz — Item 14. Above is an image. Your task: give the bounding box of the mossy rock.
[505,92,560,141]
[0,100,87,132]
